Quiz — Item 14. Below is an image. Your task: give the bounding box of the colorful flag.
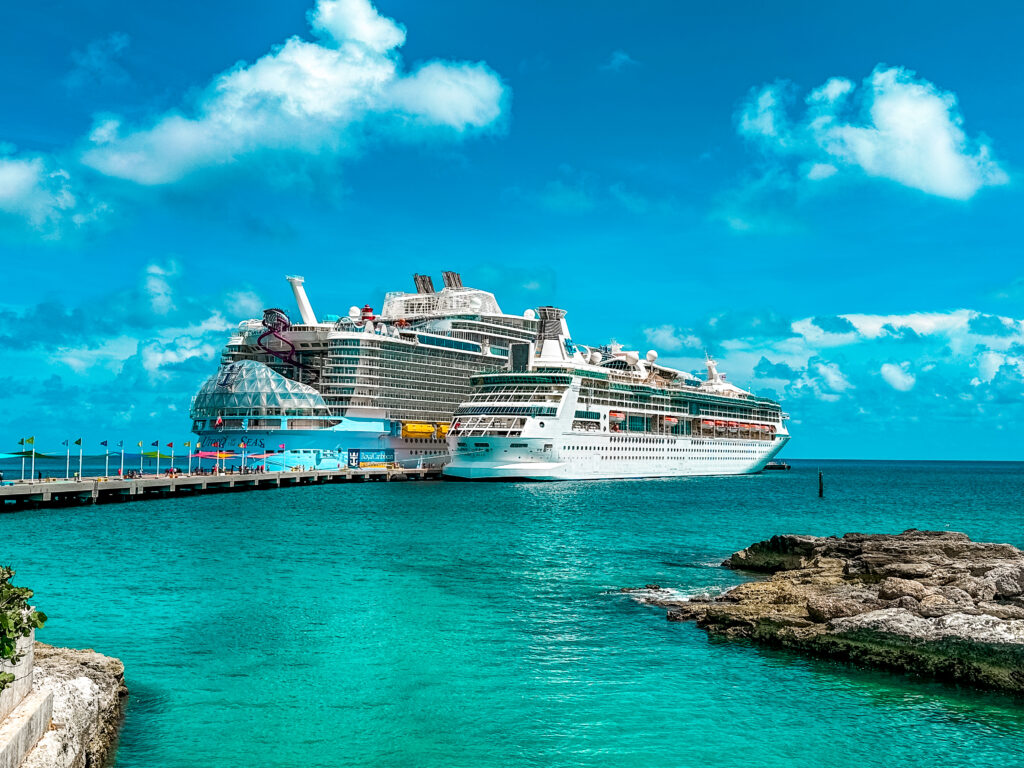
[100,440,108,447]
[17,439,24,446]
[62,440,68,446]
[151,440,159,447]
[239,442,246,449]
[215,415,223,427]
[213,442,220,448]
[279,443,285,450]
[25,437,34,445]
[167,442,174,448]
[137,441,143,447]
[184,441,191,447]
[74,438,82,446]
[116,440,123,447]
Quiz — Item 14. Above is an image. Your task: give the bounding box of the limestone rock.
[21,644,128,768]
[629,529,1024,694]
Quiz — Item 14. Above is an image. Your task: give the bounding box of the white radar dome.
[646,350,658,362]
[625,351,640,365]
[523,309,536,320]
[588,351,602,365]
[348,306,361,319]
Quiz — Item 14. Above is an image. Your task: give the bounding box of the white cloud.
[81,0,507,184]
[225,290,263,317]
[739,65,1007,200]
[880,362,916,391]
[145,263,177,314]
[806,162,837,180]
[814,361,852,392]
[140,339,218,377]
[0,155,82,232]
[53,336,139,373]
[644,325,702,352]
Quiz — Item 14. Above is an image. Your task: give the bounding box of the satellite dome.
[646,350,658,362]
[523,309,536,320]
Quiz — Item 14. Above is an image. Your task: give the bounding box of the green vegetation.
[0,566,46,692]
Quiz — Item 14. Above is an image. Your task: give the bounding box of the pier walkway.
[0,467,441,510]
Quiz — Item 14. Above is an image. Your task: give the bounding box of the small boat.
[764,461,790,471]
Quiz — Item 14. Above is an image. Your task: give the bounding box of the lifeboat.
[436,423,449,437]
[702,420,715,428]
[714,420,725,427]
[664,416,678,425]
[609,412,626,421]
[402,422,436,438]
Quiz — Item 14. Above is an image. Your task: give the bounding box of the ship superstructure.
[443,307,789,480]
[190,272,538,468]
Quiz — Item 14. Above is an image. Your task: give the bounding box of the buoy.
[819,470,824,498]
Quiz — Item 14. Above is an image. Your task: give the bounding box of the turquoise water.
[3,460,1023,767]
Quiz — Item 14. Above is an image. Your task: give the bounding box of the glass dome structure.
[190,360,331,419]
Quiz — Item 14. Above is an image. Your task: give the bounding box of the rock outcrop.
[21,644,128,768]
[627,530,1024,693]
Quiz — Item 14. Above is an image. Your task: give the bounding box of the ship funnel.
[441,271,463,289]
[286,275,318,325]
[413,274,436,294]
[535,306,585,363]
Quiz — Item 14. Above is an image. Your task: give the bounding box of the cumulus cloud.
[0,153,103,234]
[880,362,916,391]
[81,0,507,184]
[644,325,702,352]
[738,65,1008,200]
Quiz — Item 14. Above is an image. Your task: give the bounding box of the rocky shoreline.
[626,530,1024,694]
[22,644,128,768]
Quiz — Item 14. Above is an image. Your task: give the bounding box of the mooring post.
[818,469,824,498]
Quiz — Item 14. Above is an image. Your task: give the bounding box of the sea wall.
[0,636,35,723]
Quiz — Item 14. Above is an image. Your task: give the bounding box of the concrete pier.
[0,467,441,511]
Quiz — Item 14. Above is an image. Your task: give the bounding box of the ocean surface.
[2,459,1023,767]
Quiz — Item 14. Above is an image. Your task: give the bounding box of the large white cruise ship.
[443,307,789,480]
[190,272,538,469]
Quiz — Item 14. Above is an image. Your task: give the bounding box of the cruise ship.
[190,272,538,468]
[443,307,789,480]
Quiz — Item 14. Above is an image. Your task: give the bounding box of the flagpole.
[30,439,35,481]
[187,445,192,475]
[105,446,110,478]
[65,442,70,479]
[139,443,143,475]
[120,443,125,476]
[156,444,161,476]
[78,441,83,479]
[170,444,175,472]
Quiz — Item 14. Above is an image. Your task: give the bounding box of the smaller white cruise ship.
[443,307,789,481]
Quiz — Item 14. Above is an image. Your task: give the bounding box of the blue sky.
[2,0,1023,459]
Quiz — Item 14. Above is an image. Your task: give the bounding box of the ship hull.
[194,416,449,470]
[444,434,788,481]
